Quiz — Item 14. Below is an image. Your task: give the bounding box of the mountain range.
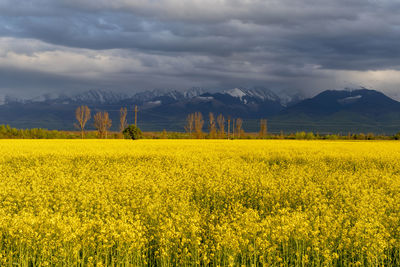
[1,87,400,134]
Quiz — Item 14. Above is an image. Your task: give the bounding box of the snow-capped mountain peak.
[164,90,184,100]
[69,89,129,104]
[224,88,247,99]
[244,88,280,102]
[183,87,205,98]
[278,93,305,107]
[221,87,282,103]
[1,87,304,108]
[132,88,204,102]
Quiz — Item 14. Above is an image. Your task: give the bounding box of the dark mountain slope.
[271,89,400,134]
[282,89,400,117]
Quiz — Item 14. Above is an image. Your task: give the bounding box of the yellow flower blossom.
[0,139,399,266]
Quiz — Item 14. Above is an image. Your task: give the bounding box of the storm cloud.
[1,0,400,98]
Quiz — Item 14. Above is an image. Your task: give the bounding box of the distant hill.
[270,89,400,134]
[1,87,400,134]
[281,89,400,116]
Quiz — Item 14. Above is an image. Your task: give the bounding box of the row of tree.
[184,112,268,139]
[75,105,129,138]
[0,123,398,140]
[75,106,267,139]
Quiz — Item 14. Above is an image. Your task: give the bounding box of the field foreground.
[0,140,400,266]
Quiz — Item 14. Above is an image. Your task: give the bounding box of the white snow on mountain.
[343,86,368,92]
[132,86,300,106]
[196,96,214,101]
[132,88,205,102]
[184,87,205,98]
[2,87,304,106]
[164,90,184,100]
[29,93,59,103]
[245,88,280,102]
[131,89,165,102]
[70,90,129,104]
[224,88,247,99]
[222,87,283,103]
[148,100,161,105]
[278,93,305,106]
[161,88,206,100]
[3,95,27,104]
[131,90,160,102]
[338,95,362,105]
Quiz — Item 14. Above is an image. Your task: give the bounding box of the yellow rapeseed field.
[0,140,399,266]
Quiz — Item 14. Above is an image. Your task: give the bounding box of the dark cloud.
[0,0,400,99]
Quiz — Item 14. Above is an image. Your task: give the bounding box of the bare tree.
[259,119,267,138]
[103,112,112,139]
[208,112,217,139]
[161,129,168,139]
[119,107,128,133]
[74,105,91,139]
[94,111,112,139]
[184,113,195,137]
[235,118,243,138]
[217,114,225,139]
[93,112,103,138]
[194,112,204,139]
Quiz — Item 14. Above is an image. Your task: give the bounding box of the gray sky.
[1,0,400,99]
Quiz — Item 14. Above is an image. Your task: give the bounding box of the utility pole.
[232,118,235,139]
[227,116,231,139]
[134,105,138,126]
